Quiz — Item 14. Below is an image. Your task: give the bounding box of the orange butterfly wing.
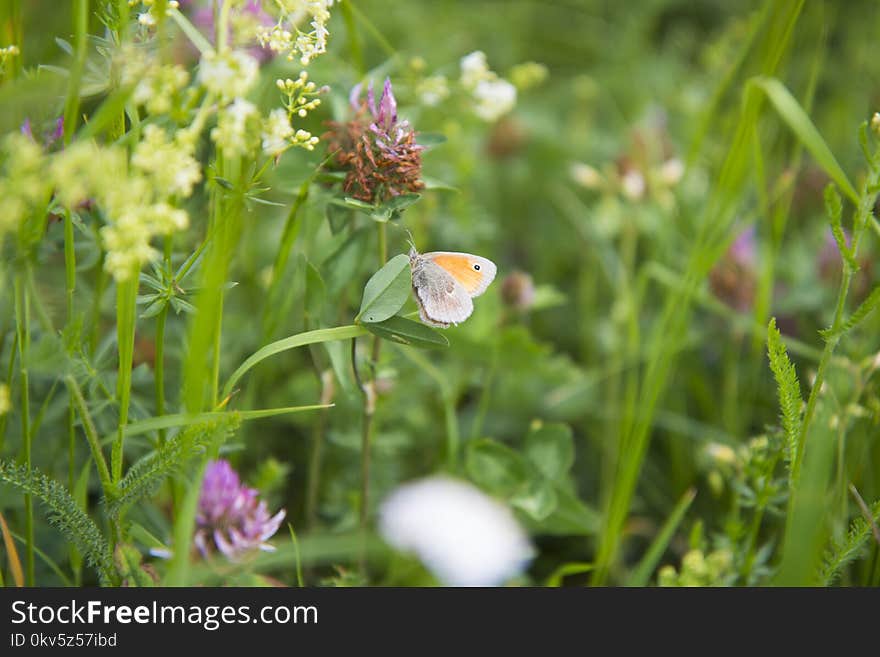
[428,253,497,297]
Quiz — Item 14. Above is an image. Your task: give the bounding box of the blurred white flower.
[416,75,450,107]
[460,51,492,88]
[472,78,517,122]
[378,476,534,586]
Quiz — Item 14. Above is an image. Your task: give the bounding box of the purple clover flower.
[328,78,425,202]
[194,459,286,560]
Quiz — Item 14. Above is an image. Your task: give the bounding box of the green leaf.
[362,315,449,349]
[421,177,459,192]
[324,340,357,397]
[357,254,411,323]
[523,422,574,479]
[330,196,376,212]
[465,438,531,496]
[383,193,421,212]
[824,183,858,272]
[222,325,368,399]
[0,460,114,584]
[510,479,558,521]
[750,76,859,204]
[766,318,803,474]
[545,562,594,587]
[820,285,880,340]
[819,497,880,585]
[535,485,600,535]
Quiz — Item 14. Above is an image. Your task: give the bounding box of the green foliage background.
[0,0,879,587]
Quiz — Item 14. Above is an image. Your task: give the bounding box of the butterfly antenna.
[401,226,418,254]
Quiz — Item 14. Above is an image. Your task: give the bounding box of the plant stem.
[305,403,330,528]
[792,157,880,487]
[62,0,89,142]
[13,271,33,585]
[359,223,387,533]
[66,376,113,497]
[112,276,138,483]
[64,208,77,499]
[154,238,172,446]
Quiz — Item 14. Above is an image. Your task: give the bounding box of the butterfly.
[409,248,497,328]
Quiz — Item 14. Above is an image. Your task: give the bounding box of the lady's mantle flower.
[256,0,335,65]
[195,459,286,560]
[211,98,260,157]
[378,476,534,586]
[132,125,202,197]
[198,50,259,101]
[325,78,425,203]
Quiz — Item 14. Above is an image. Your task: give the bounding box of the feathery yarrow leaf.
[766,318,803,469]
[818,498,880,585]
[108,414,240,520]
[0,460,114,584]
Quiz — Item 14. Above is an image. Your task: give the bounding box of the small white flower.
[471,78,517,122]
[379,476,534,586]
[460,51,491,89]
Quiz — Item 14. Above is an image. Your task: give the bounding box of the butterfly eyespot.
[473,264,481,271]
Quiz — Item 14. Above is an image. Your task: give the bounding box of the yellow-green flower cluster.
[133,64,190,115]
[0,383,10,416]
[212,98,260,157]
[0,44,19,77]
[0,133,50,239]
[198,49,259,101]
[257,0,334,66]
[262,72,322,157]
[509,61,548,91]
[50,129,197,281]
[132,125,202,197]
[658,548,734,587]
[416,75,450,107]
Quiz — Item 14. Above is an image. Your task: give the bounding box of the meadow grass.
[0,0,878,587]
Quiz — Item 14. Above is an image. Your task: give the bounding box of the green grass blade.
[222,325,367,399]
[750,76,859,203]
[627,488,697,586]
